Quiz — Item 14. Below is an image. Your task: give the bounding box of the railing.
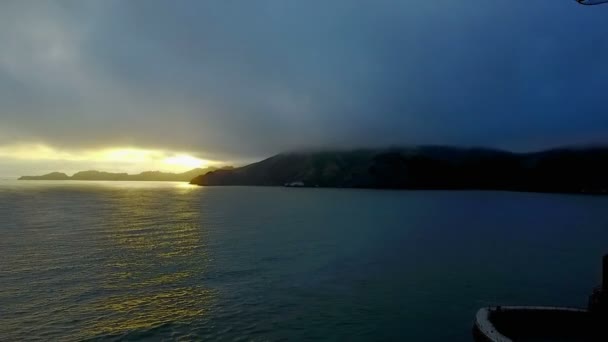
[577,0,608,5]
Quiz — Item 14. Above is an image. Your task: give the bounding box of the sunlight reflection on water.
[0,181,215,340]
[2,181,608,341]
[86,182,214,338]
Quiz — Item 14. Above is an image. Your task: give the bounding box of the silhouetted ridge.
[190,146,608,194]
[19,172,70,180]
[19,166,233,181]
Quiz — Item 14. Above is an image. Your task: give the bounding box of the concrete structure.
[473,255,608,341]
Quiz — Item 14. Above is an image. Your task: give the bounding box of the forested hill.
[190,146,608,194]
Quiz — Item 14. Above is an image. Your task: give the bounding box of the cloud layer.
[1,0,608,169]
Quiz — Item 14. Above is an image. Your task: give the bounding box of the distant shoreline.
[19,166,233,182]
[194,184,608,196]
[9,177,608,196]
[18,146,608,195]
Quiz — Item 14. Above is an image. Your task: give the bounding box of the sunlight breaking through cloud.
[0,144,217,174]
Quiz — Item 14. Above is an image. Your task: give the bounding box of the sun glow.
[0,144,217,174]
[164,155,206,169]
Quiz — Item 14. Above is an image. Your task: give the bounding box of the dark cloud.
[1,0,608,161]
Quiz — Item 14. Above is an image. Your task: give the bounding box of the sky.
[1,0,608,177]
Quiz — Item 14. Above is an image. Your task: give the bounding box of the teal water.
[1,181,607,341]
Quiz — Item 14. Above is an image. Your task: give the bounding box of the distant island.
[190,146,608,195]
[20,166,232,182]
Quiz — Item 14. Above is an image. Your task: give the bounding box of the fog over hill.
[191,146,608,195]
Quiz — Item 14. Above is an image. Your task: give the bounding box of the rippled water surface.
[1,180,608,341]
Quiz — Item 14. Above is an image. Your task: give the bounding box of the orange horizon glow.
[0,143,220,174]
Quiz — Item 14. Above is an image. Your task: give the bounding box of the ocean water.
[1,181,607,341]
